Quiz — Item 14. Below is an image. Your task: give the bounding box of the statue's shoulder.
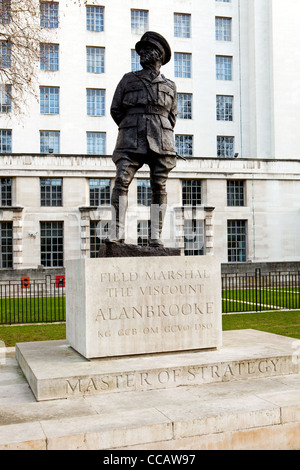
[161,75,176,91]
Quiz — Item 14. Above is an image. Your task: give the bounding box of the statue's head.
[135,31,171,67]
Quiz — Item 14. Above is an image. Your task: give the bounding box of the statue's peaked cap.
[135,31,171,65]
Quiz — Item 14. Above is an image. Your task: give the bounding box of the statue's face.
[139,45,163,67]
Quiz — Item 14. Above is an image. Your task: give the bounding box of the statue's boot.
[149,191,167,247]
[108,188,128,244]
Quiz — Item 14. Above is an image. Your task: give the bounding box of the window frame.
[175,134,193,158]
[86,46,105,74]
[184,219,205,256]
[40,1,59,28]
[40,86,60,114]
[182,179,202,206]
[40,221,64,267]
[0,177,12,206]
[174,13,191,38]
[40,177,63,207]
[227,180,245,207]
[90,220,110,257]
[40,130,60,154]
[40,43,59,71]
[131,9,148,35]
[227,219,247,262]
[0,129,12,152]
[89,178,111,206]
[215,17,232,41]
[86,5,104,32]
[86,132,106,155]
[174,52,192,78]
[217,136,234,158]
[86,88,105,116]
[0,221,13,268]
[177,93,192,120]
[216,55,233,81]
[137,220,150,247]
[137,179,152,207]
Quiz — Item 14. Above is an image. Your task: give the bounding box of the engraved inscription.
[95,302,214,321]
[65,358,284,396]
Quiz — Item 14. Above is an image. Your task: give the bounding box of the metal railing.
[1,270,300,324]
[222,270,300,313]
[0,275,65,324]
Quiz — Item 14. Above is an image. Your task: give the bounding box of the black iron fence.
[1,270,300,324]
[222,270,300,313]
[0,275,65,324]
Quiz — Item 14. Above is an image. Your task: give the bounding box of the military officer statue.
[109,31,177,247]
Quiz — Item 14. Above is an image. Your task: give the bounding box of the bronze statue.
[109,31,177,247]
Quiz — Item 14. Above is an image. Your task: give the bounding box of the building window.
[227,220,247,262]
[89,179,111,206]
[40,178,62,207]
[137,220,150,247]
[175,135,193,158]
[40,221,64,267]
[217,136,234,158]
[40,131,60,154]
[216,95,233,121]
[86,47,105,73]
[0,85,11,113]
[174,53,192,78]
[0,178,12,206]
[182,180,202,206]
[216,55,232,81]
[0,41,11,68]
[40,1,59,28]
[40,87,59,114]
[227,180,245,207]
[40,44,59,71]
[0,129,12,152]
[90,221,109,257]
[131,9,148,34]
[215,17,232,41]
[137,179,151,206]
[177,93,192,119]
[86,89,105,116]
[87,132,106,155]
[184,220,205,256]
[0,221,13,268]
[131,50,142,72]
[174,13,191,38]
[86,6,104,32]
[0,0,11,25]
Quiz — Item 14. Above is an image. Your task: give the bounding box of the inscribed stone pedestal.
[66,256,222,359]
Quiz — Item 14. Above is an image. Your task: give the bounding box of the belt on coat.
[126,105,169,118]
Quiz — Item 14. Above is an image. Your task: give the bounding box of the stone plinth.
[66,255,222,359]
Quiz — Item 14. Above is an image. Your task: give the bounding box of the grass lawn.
[222,287,300,313]
[0,310,299,348]
[222,310,300,339]
[0,323,66,347]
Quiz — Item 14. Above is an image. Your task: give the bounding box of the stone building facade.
[0,0,300,272]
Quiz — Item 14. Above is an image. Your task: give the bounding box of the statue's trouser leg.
[110,158,141,242]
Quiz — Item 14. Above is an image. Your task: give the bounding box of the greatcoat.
[110,69,177,162]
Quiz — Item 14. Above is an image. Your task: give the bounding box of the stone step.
[15,329,300,401]
[0,363,300,450]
